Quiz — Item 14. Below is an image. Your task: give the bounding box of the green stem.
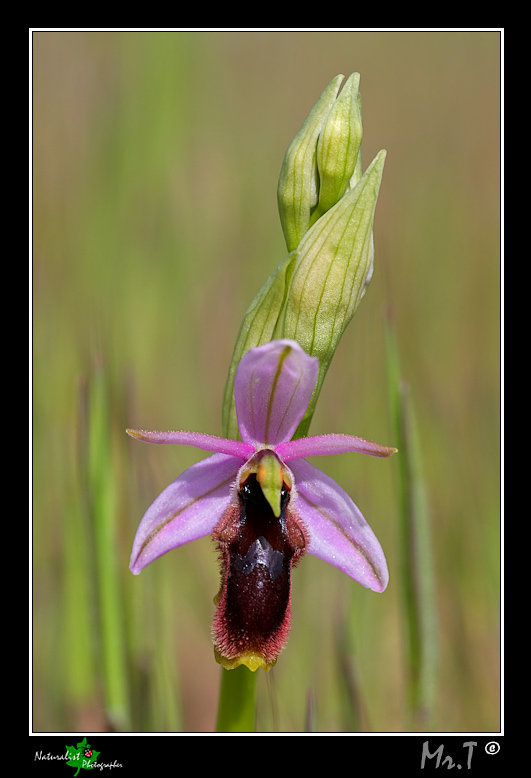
[216,666,257,732]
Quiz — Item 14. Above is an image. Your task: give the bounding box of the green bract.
[280,149,386,437]
[222,74,386,440]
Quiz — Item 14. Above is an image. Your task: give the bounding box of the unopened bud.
[311,73,363,224]
[224,76,386,440]
[277,75,343,253]
[280,149,386,436]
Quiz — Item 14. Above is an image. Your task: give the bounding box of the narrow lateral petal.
[290,459,389,592]
[126,429,254,459]
[277,433,397,462]
[129,453,239,574]
[234,339,318,447]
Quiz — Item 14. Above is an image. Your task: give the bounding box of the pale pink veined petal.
[289,458,389,592]
[277,433,397,462]
[234,339,318,447]
[126,429,254,459]
[129,453,240,575]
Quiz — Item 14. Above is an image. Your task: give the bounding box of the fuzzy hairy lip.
[212,472,307,671]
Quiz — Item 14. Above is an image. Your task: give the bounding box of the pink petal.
[129,453,240,574]
[234,339,318,447]
[126,428,253,459]
[277,433,397,462]
[290,459,389,592]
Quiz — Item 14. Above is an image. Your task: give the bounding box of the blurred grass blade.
[385,318,438,730]
[62,457,98,721]
[150,562,183,731]
[304,688,317,732]
[336,617,370,732]
[84,361,130,731]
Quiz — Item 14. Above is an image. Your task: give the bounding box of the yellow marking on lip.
[214,646,276,672]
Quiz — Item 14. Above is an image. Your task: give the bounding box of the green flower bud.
[223,77,386,441]
[277,74,344,253]
[311,73,363,225]
[279,149,386,437]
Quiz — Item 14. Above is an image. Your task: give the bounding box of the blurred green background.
[33,30,500,733]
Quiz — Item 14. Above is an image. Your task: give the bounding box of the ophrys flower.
[128,339,396,671]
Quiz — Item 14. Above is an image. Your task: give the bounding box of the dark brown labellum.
[212,472,307,670]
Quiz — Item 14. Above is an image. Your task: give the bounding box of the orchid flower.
[128,339,396,672]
